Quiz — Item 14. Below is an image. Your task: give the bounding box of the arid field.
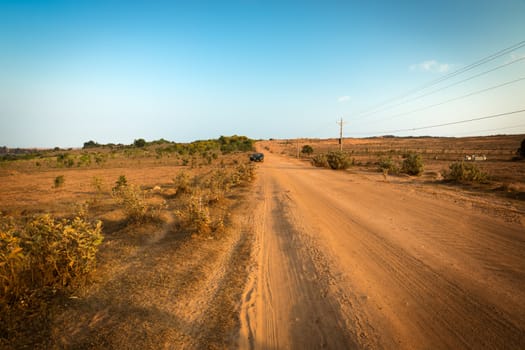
[1,135,524,349]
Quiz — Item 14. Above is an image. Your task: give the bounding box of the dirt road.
[238,150,525,349]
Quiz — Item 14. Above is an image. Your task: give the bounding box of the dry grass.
[0,146,257,348]
[263,135,525,196]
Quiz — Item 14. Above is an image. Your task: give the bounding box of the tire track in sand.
[239,149,525,349]
[239,169,357,350]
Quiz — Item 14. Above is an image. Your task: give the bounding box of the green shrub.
[56,153,74,168]
[78,153,91,166]
[378,157,399,174]
[326,151,351,170]
[133,138,146,148]
[301,145,314,155]
[446,161,488,183]
[218,135,254,153]
[113,175,128,192]
[401,153,424,176]
[54,175,65,188]
[311,154,329,168]
[83,140,100,149]
[0,214,103,309]
[94,153,106,165]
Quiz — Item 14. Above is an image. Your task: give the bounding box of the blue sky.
[1,0,524,147]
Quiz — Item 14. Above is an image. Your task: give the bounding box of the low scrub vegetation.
[301,145,314,155]
[1,136,254,173]
[401,153,424,176]
[326,151,352,170]
[54,175,65,188]
[311,153,329,168]
[177,194,212,235]
[0,214,103,322]
[133,138,146,148]
[203,169,231,203]
[174,160,255,235]
[231,162,256,185]
[445,161,489,183]
[378,157,399,175]
[112,177,164,223]
[311,151,352,170]
[377,153,424,176]
[0,136,258,346]
[173,171,193,196]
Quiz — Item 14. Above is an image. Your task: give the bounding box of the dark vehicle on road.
[250,152,264,162]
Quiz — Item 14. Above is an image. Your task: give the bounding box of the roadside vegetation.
[0,135,256,347]
[312,150,424,175]
[269,135,524,198]
[1,135,254,169]
[0,214,103,341]
[311,151,353,170]
[445,161,489,183]
[401,153,424,176]
[301,145,314,155]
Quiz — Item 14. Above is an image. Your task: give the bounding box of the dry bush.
[175,194,211,235]
[174,162,254,236]
[91,176,104,193]
[176,194,229,236]
[228,161,256,187]
[112,181,163,223]
[203,169,231,203]
[311,154,329,168]
[311,152,351,170]
[326,151,351,170]
[211,216,225,234]
[173,171,193,196]
[90,176,105,204]
[54,175,65,188]
[0,214,103,313]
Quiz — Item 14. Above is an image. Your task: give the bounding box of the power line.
[359,56,525,120]
[455,123,525,136]
[355,40,525,117]
[359,108,525,135]
[363,76,525,124]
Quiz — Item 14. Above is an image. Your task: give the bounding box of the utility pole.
[337,117,345,151]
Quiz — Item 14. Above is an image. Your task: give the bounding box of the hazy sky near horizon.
[1,0,524,148]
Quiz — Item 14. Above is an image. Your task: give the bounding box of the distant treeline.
[83,135,254,153]
[0,136,254,162]
[0,146,41,156]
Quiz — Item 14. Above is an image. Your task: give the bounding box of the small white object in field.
[464,155,486,161]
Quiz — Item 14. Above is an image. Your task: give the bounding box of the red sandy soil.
[238,144,524,349]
